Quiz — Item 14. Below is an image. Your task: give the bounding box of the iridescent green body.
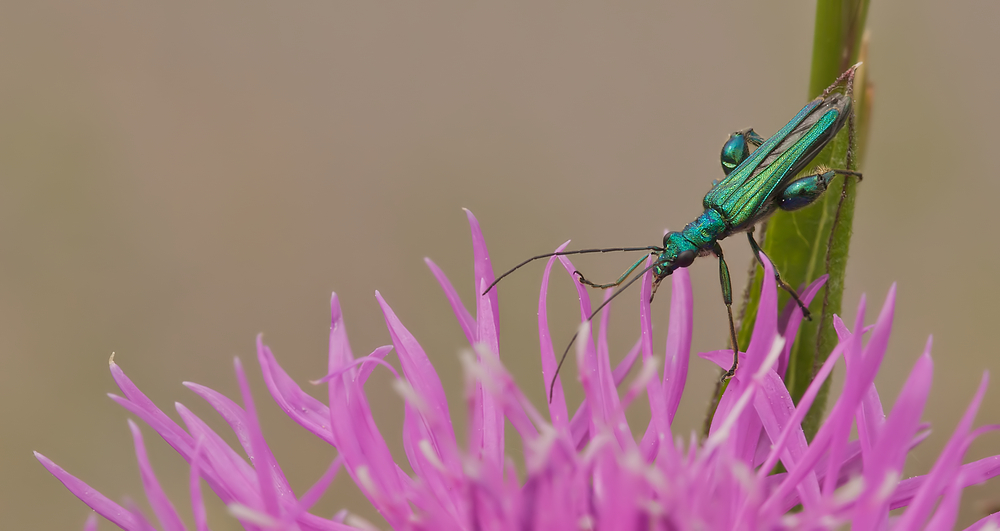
[486,65,862,393]
[652,92,853,281]
[645,66,862,380]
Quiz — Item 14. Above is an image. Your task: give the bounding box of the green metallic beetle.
[486,63,863,396]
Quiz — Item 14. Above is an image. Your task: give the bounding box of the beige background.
[3,1,999,529]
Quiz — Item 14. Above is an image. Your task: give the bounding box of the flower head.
[38,210,1000,530]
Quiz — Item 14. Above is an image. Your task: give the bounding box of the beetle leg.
[712,242,740,381]
[720,128,767,176]
[574,254,651,289]
[741,128,765,148]
[777,169,863,212]
[745,229,812,321]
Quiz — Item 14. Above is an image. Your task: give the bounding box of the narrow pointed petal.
[375,291,461,469]
[123,501,158,531]
[106,392,236,504]
[35,452,141,530]
[776,275,827,378]
[233,357,282,516]
[173,402,258,504]
[328,292,355,367]
[638,257,668,458]
[128,420,185,531]
[555,253,601,434]
[596,288,622,423]
[961,511,1000,530]
[465,208,500,337]
[662,267,694,425]
[83,513,98,531]
[41,211,1000,531]
[756,337,845,485]
[256,341,335,445]
[896,372,990,529]
[743,254,778,375]
[473,279,506,466]
[183,375,293,498]
[537,243,572,429]
[761,293,872,517]
[109,358,197,459]
[852,349,933,529]
[753,371,821,509]
[820,291,872,495]
[425,257,476,344]
[709,255,778,467]
[325,293,411,526]
[923,476,964,531]
[357,345,394,385]
[189,440,211,531]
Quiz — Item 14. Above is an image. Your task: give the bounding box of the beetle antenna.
[484,246,662,295]
[548,260,659,402]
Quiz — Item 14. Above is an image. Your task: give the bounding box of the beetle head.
[653,232,698,281]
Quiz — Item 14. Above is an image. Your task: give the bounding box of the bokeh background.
[4,1,999,529]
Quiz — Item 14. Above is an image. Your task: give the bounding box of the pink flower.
[37,210,1000,530]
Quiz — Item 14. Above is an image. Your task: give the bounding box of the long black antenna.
[483,246,662,295]
[548,261,659,402]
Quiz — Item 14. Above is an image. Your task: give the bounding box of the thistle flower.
[37,210,1000,530]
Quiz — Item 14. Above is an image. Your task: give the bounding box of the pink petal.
[537,242,572,429]
[923,474,964,530]
[328,292,355,367]
[105,391,237,505]
[235,356,285,515]
[183,373,293,498]
[662,267,694,426]
[776,275,827,378]
[173,402,258,507]
[400,398,465,525]
[752,371,821,509]
[357,345,394,385]
[755,337,845,486]
[699,348,738,369]
[256,341,335,445]
[824,289,882,494]
[852,348,933,528]
[593,287,635,453]
[325,294,411,525]
[895,371,990,529]
[188,439,210,531]
[872,342,934,475]
[109,359,197,461]
[122,500,157,531]
[555,254,599,412]
[465,209,500,337]
[128,420,185,531]
[473,279,505,466]
[375,291,461,469]
[760,290,880,518]
[35,452,141,530]
[424,257,477,344]
[964,512,1000,531]
[639,256,667,455]
[292,457,343,518]
[572,336,643,449]
[742,253,778,376]
[710,254,777,466]
[83,513,98,531]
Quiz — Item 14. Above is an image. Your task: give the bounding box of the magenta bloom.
[37,210,1000,530]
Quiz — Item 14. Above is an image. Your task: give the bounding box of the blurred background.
[3,1,999,529]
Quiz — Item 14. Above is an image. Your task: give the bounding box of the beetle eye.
[720,133,750,175]
[674,250,697,268]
